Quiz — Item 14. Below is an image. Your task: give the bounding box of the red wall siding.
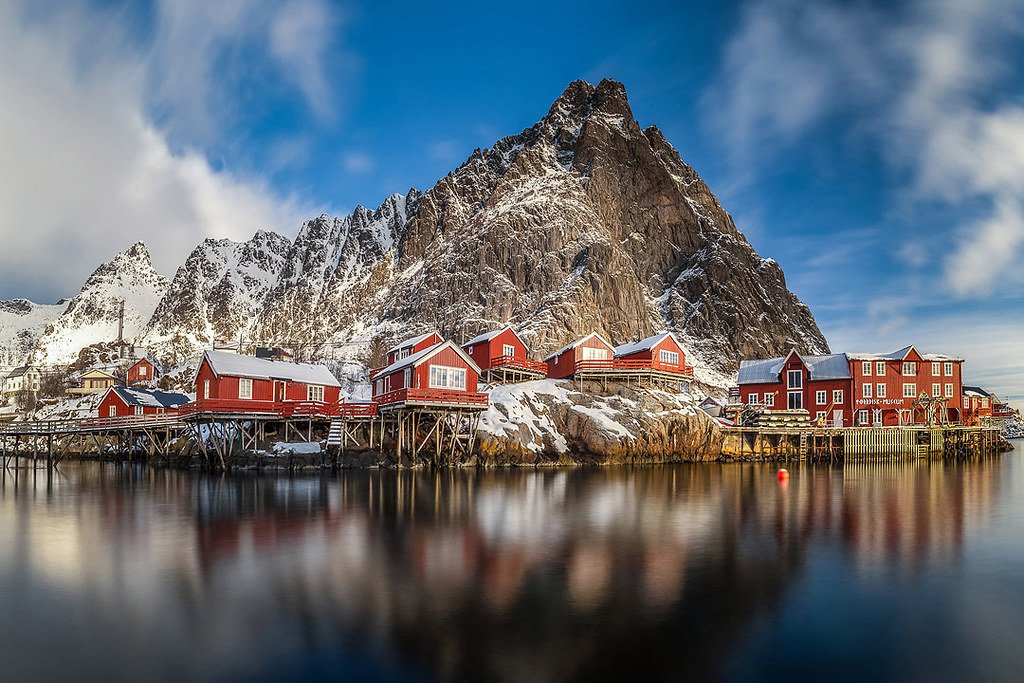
[619,336,686,366]
[127,359,156,385]
[97,391,166,417]
[739,356,853,425]
[387,333,443,365]
[414,346,479,393]
[197,357,339,405]
[466,329,528,370]
[851,357,963,425]
[546,335,615,379]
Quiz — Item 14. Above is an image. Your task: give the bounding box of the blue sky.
[1,0,1022,401]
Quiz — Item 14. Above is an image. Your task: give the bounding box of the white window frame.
[748,393,759,404]
[139,364,147,377]
[307,384,325,402]
[816,411,827,421]
[582,346,609,361]
[858,410,868,425]
[238,377,253,400]
[862,383,873,398]
[944,362,953,376]
[876,383,886,398]
[659,349,680,365]
[931,362,940,375]
[876,361,885,375]
[873,409,883,426]
[404,368,412,389]
[945,383,953,398]
[203,379,210,399]
[429,364,467,390]
[816,390,827,405]
[134,406,143,416]
[932,383,941,397]
[964,397,970,409]
[862,361,872,376]
[109,405,116,417]
[503,344,516,358]
[903,383,917,398]
[787,370,802,389]
[903,361,916,376]
[764,393,775,407]
[833,389,843,404]
[788,392,803,410]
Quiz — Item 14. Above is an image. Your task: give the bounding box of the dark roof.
[111,386,191,409]
[6,365,37,378]
[963,385,991,397]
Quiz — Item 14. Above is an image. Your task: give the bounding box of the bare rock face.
[476,381,723,464]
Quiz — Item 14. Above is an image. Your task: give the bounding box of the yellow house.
[68,368,118,396]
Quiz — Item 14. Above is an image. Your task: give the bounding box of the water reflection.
[0,457,1012,681]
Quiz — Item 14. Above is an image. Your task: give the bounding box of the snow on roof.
[387,332,438,354]
[848,346,963,362]
[112,386,191,408]
[737,352,851,384]
[463,325,513,347]
[542,332,615,362]
[374,340,482,378]
[963,385,991,398]
[82,367,118,379]
[613,331,679,357]
[202,350,341,387]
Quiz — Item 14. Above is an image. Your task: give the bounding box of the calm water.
[1,445,1023,682]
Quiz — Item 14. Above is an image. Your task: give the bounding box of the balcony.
[178,399,378,419]
[490,355,548,374]
[574,358,695,376]
[373,387,489,409]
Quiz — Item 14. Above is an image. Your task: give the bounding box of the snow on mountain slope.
[31,242,169,365]
[139,230,291,361]
[0,298,68,367]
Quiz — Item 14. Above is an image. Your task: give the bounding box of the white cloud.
[0,1,336,302]
[269,0,343,122]
[705,0,1024,297]
[342,151,375,175]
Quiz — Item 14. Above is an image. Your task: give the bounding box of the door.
[832,409,843,427]
[275,381,287,402]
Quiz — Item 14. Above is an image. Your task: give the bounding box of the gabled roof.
[848,345,963,362]
[543,332,615,362]
[374,340,482,378]
[107,386,191,409]
[81,368,118,380]
[614,331,681,357]
[737,352,851,384]
[463,325,519,348]
[6,365,38,379]
[387,331,440,354]
[963,385,991,398]
[201,350,341,387]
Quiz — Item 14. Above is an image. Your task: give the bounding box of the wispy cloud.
[704,0,1024,298]
[342,151,375,175]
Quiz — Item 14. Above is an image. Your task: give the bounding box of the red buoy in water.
[777,468,789,481]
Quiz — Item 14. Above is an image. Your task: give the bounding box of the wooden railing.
[374,387,489,407]
[177,398,380,419]
[337,401,379,418]
[490,355,547,373]
[0,413,184,435]
[574,358,694,376]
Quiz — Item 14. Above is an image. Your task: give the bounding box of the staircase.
[327,420,344,448]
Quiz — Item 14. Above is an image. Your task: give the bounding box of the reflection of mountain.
[0,459,1006,681]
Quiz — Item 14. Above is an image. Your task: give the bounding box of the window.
[503,344,516,358]
[903,383,917,398]
[429,365,467,390]
[397,348,410,360]
[876,361,885,375]
[945,383,953,398]
[862,383,873,398]
[833,389,844,404]
[932,362,940,375]
[582,346,609,361]
[375,379,383,395]
[944,362,953,376]
[858,410,868,425]
[203,380,210,400]
[816,390,827,405]
[109,405,116,417]
[787,370,802,389]
[764,393,775,407]
[788,392,802,409]
[748,393,759,404]
[903,361,916,376]
[982,398,989,408]
[404,368,412,389]
[873,409,883,426]
[964,397,970,409]
[932,383,941,397]
[876,383,886,398]
[660,349,680,365]
[862,361,872,375]
[816,411,827,421]
[134,406,143,416]
[307,385,324,402]
[139,365,147,377]
[239,378,253,399]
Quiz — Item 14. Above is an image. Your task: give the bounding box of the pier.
[721,425,1004,461]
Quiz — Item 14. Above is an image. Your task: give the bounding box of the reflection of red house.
[462,325,546,384]
[191,350,341,415]
[544,333,616,380]
[370,340,487,410]
[127,358,157,385]
[98,386,190,417]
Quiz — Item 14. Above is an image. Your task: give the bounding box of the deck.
[483,355,547,384]
[373,388,489,411]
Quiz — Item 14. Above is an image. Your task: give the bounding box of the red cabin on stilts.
[462,325,546,384]
[98,386,190,418]
[371,340,487,410]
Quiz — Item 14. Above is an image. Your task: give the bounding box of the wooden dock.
[721,425,1004,461]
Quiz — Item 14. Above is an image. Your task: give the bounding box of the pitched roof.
[6,365,37,378]
[374,340,482,378]
[387,332,438,354]
[201,350,341,387]
[848,346,963,362]
[542,332,615,362]
[463,325,514,347]
[737,352,851,384]
[614,331,681,357]
[81,368,118,380]
[109,386,191,409]
[963,385,991,398]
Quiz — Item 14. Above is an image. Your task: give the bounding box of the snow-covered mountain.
[3,79,829,382]
[30,242,169,365]
[0,298,68,368]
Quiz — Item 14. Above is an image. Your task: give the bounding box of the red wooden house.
[543,333,616,380]
[98,386,190,418]
[127,357,158,386]
[462,325,546,383]
[191,350,342,416]
[848,346,963,426]
[737,350,853,426]
[385,332,443,366]
[613,331,694,377]
[371,340,487,410]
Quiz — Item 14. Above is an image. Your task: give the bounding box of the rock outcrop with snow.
[0,298,68,367]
